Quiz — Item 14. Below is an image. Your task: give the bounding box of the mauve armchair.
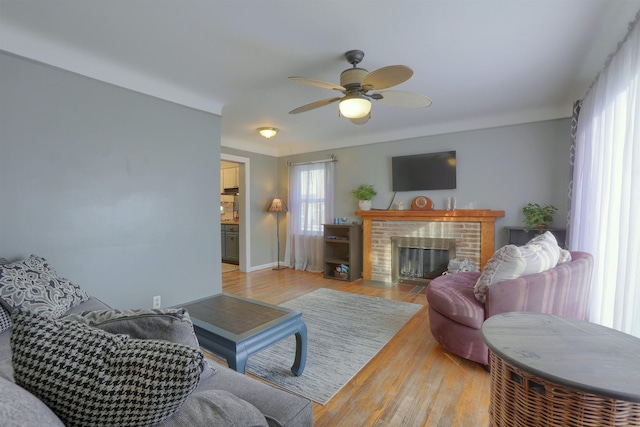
[426,252,593,365]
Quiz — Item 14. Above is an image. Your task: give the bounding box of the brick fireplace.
[356,209,505,283]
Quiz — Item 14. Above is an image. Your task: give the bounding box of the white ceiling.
[2,0,639,157]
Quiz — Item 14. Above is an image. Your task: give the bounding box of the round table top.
[481,312,640,403]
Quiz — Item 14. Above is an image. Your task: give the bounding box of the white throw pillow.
[558,248,572,264]
[474,231,561,303]
[525,231,561,268]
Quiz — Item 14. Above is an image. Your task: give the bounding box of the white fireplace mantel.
[356,209,505,282]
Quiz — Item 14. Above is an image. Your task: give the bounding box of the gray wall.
[0,53,222,308]
[221,147,279,268]
[280,119,572,249]
[0,52,572,290]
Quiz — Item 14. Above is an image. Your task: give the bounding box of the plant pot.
[358,200,372,211]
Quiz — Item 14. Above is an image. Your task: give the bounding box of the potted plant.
[522,203,558,232]
[351,184,377,211]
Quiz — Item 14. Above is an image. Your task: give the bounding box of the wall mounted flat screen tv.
[392,151,456,191]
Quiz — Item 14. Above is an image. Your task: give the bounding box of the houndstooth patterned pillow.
[10,310,204,427]
[0,307,11,332]
[0,255,89,318]
[0,258,12,332]
[65,308,216,380]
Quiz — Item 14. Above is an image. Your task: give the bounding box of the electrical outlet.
[153,295,161,309]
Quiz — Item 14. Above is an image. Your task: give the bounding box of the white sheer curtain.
[284,161,335,272]
[571,12,640,336]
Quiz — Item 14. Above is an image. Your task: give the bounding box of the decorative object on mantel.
[411,196,433,210]
[350,184,377,211]
[446,196,456,211]
[522,203,557,233]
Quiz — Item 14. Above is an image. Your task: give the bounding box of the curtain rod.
[287,154,338,167]
[584,8,640,98]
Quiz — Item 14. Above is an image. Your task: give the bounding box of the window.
[285,161,335,271]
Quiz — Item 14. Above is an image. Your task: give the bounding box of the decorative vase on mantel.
[358,200,372,211]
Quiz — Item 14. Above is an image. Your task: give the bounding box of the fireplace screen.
[398,247,450,280]
[391,237,456,285]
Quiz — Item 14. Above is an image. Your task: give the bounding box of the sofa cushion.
[66,308,201,348]
[10,310,204,427]
[0,375,65,426]
[0,255,89,318]
[427,272,485,330]
[160,390,269,427]
[474,231,560,303]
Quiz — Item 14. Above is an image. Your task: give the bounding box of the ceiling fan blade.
[349,115,370,125]
[361,65,413,90]
[289,97,341,114]
[288,77,345,91]
[374,90,432,108]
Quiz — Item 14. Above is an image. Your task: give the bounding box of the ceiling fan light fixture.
[257,127,278,139]
[338,93,371,119]
[289,49,430,123]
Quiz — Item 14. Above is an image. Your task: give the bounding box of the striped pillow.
[474,231,560,303]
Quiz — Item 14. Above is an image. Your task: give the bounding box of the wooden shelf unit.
[323,224,362,281]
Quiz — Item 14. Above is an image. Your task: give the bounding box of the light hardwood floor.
[220,268,491,427]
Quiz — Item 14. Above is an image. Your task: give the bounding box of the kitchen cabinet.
[221,167,239,190]
[221,224,239,264]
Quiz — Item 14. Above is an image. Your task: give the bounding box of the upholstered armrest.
[484,251,593,320]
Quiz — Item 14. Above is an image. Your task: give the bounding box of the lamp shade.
[267,198,288,213]
[257,127,278,139]
[338,93,371,119]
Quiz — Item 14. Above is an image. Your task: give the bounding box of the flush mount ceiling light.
[338,92,371,119]
[257,127,278,139]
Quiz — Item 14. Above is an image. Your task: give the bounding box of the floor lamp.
[267,198,288,270]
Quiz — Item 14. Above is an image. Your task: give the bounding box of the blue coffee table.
[181,293,307,375]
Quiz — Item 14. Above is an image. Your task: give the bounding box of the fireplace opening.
[391,237,456,285]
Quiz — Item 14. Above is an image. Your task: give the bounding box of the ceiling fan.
[288,49,432,125]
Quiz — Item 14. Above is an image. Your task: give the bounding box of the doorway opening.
[220,153,250,272]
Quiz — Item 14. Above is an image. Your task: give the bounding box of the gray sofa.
[0,260,313,426]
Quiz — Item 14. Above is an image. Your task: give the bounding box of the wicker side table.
[481,313,640,427]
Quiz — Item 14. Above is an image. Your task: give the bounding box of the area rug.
[245,288,423,404]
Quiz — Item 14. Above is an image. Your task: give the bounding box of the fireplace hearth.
[391,237,456,285]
